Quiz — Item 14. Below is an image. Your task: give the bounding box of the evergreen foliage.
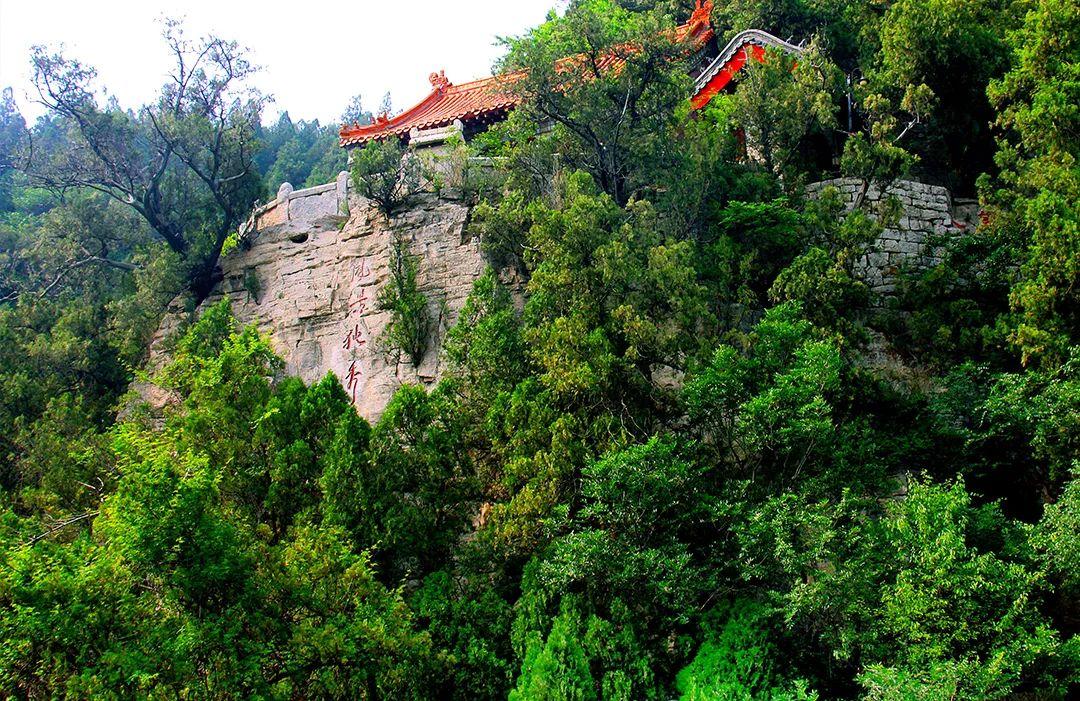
[377,234,432,367]
[258,112,349,193]
[350,138,422,215]
[1,0,1078,697]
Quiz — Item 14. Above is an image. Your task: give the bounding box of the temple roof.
[340,73,519,147]
[691,29,805,109]
[339,1,720,148]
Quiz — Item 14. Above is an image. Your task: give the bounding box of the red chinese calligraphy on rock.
[342,324,367,351]
[349,288,370,314]
[346,360,362,404]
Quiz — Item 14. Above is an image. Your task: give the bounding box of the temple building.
[339,1,804,151]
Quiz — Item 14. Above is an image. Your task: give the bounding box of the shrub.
[377,234,430,366]
[349,138,421,215]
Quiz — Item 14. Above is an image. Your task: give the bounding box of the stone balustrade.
[238,171,350,244]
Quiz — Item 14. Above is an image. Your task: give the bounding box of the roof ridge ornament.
[429,69,451,94]
[690,0,714,28]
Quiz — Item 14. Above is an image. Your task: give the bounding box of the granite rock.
[150,186,485,423]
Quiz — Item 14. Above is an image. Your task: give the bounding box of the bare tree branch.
[23,511,99,546]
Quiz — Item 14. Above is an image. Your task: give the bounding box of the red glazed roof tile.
[340,72,522,147]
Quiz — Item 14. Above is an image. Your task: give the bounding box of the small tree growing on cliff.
[378,234,430,366]
[350,138,421,215]
[840,82,935,209]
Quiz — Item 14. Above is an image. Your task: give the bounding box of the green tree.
[361,385,475,579]
[676,600,817,700]
[500,0,691,205]
[377,233,431,366]
[523,172,709,409]
[872,0,1013,189]
[341,94,374,126]
[511,604,598,701]
[684,303,843,486]
[839,83,935,207]
[350,138,422,215]
[982,0,1080,365]
[411,570,516,699]
[729,43,839,188]
[261,115,346,191]
[0,87,27,212]
[769,187,884,332]
[738,480,1066,699]
[1030,468,1080,632]
[28,20,267,297]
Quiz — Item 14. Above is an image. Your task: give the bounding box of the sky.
[0,0,561,124]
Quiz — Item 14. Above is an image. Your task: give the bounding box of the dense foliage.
[1,0,1078,698]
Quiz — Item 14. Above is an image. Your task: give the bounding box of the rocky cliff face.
[152,176,488,422]
[147,174,977,422]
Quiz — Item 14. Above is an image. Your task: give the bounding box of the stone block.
[897,240,923,255]
[287,191,337,223]
[257,202,288,228]
[866,251,888,268]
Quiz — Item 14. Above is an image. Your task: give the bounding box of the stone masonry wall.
[805,178,978,297]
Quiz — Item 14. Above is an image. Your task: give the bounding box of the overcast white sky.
[0,0,561,124]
